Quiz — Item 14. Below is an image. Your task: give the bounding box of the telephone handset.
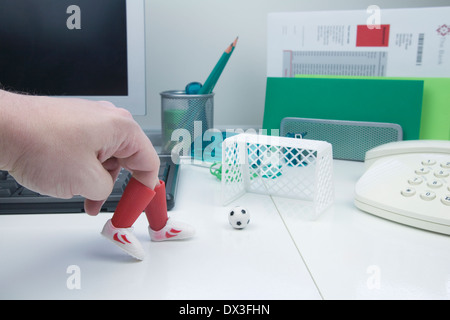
[354,140,450,235]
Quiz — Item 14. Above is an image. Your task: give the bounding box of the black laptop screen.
[0,0,128,96]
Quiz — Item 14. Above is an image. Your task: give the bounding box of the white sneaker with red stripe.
[101,219,146,261]
[149,218,195,242]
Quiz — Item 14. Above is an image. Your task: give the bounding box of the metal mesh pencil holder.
[222,134,334,219]
[161,90,214,154]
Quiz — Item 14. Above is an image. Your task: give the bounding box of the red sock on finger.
[144,180,169,231]
[111,177,156,228]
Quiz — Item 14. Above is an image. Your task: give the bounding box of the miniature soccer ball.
[228,206,250,229]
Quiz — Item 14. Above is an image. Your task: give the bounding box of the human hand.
[0,90,160,215]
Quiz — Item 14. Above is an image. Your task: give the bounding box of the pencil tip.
[225,37,239,54]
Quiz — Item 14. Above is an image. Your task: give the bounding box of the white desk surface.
[0,160,449,300]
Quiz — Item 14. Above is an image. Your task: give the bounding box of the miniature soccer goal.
[221,133,334,219]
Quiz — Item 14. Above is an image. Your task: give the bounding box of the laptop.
[0,0,180,214]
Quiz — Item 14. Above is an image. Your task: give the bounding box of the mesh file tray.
[280,117,402,161]
[222,134,334,219]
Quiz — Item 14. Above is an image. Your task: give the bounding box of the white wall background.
[138,0,450,130]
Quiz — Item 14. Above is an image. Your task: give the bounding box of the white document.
[267,7,450,77]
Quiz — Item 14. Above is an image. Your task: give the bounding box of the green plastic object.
[263,77,424,141]
[293,75,450,140]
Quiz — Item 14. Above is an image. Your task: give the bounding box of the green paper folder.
[418,78,450,140]
[294,75,450,140]
[263,77,424,141]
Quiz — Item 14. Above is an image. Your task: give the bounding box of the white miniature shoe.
[149,218,195,242]
[101,219,146,261]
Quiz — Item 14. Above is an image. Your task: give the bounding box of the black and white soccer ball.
[228,206,250,229]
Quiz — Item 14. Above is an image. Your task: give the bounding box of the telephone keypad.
[355,140,450,235]
[404,159,450,207]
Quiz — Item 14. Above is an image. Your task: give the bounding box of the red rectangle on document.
[356,24,390,47]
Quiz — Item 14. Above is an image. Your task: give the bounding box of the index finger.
[114,126,161,190]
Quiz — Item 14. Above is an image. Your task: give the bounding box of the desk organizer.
[160,90,214,154]
[280,117,402,161]
[222,134,334,219]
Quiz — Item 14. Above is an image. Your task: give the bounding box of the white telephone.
[354,140,450,235]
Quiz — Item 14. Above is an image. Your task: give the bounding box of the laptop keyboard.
[0,155,178,214]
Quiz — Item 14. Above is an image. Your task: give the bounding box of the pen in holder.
[161,90,214,154]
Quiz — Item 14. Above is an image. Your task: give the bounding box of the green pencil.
[199,37,238,94]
